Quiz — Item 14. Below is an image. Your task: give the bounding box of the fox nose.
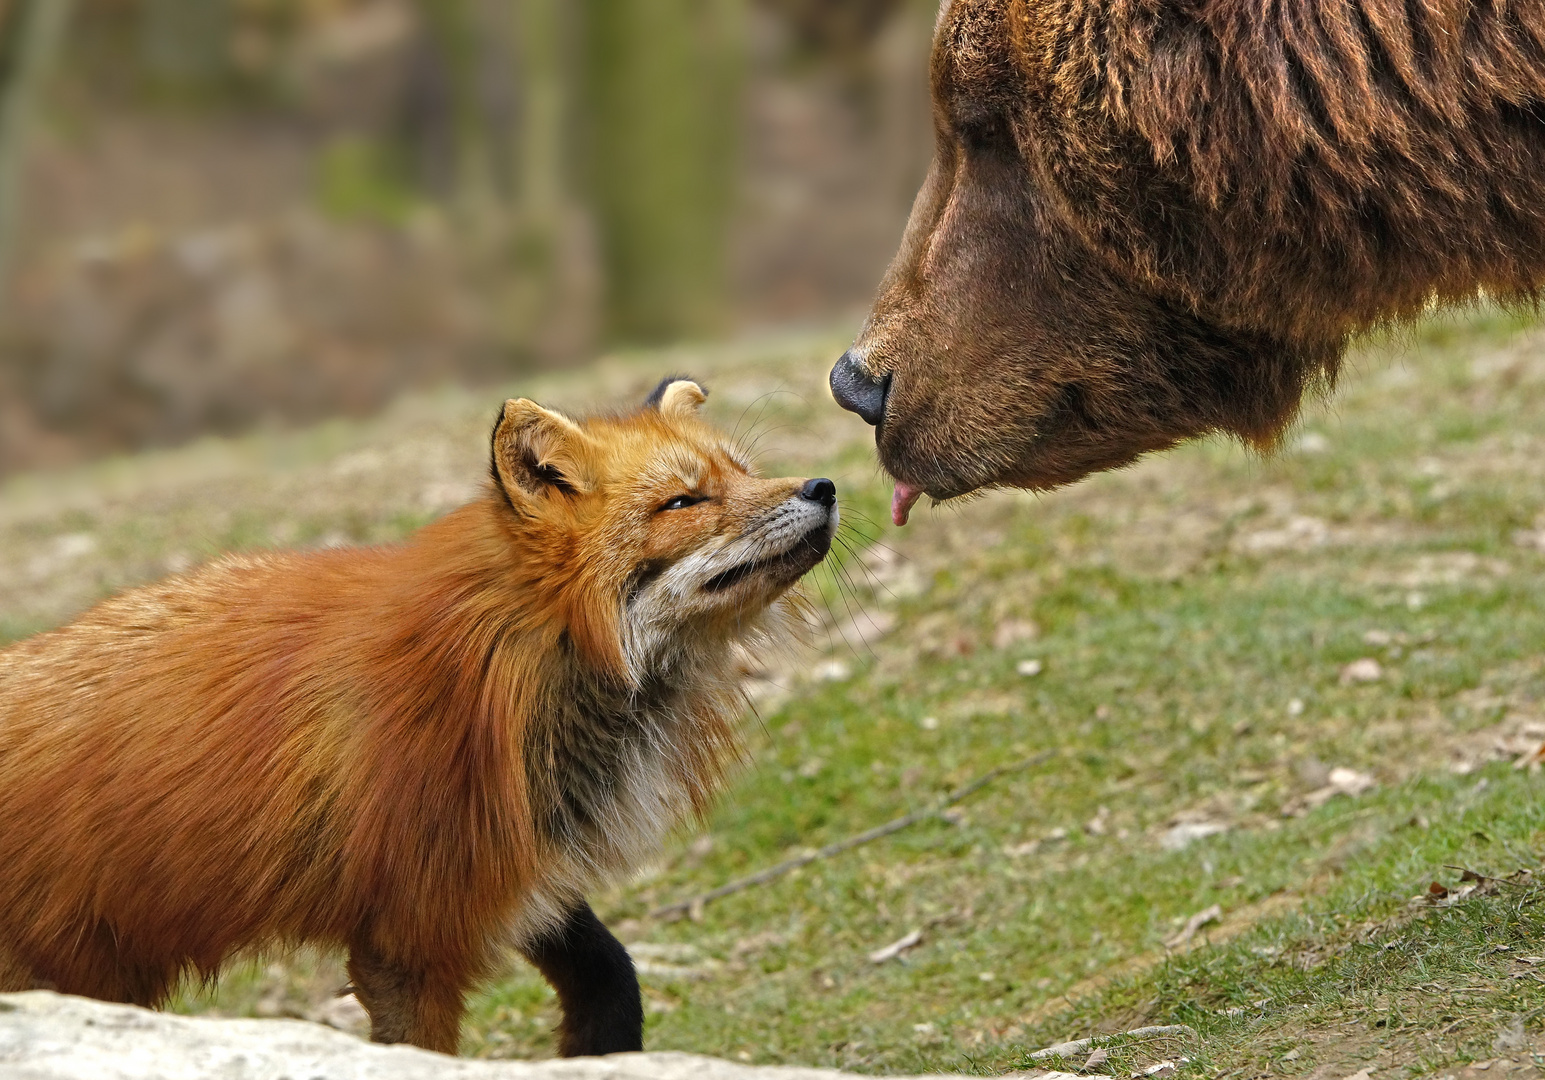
[800,477,837,508]
[829,350,889,426]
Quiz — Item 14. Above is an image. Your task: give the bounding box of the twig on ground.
[650,751,1055,921]
[1164,903,1223,949]
[1026,1025,1196,1062]
[867,928,923,964]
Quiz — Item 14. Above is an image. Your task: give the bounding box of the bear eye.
[659,494,706,512]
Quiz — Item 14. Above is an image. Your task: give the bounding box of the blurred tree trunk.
[139,0,230,91]
[581,0,745,344]
[0,0,72,305]
[402,0,745,351]
[418,0,500,213]
[502,0,596,358]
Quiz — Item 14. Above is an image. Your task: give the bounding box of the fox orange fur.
[0,377,838,1056]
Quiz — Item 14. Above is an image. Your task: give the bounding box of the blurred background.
[0,0,937,476]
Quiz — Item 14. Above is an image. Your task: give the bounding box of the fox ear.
[490,399,591,506]
[644,376,707,418]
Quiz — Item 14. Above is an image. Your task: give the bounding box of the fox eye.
[658,494,706,512]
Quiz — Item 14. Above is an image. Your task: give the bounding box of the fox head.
[489,377,838,684]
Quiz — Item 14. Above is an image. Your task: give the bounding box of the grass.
[4,307,1545,1076]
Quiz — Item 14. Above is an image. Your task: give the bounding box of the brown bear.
[829,0,1545,522]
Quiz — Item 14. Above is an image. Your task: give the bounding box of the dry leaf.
[731,930,785,957]
[1084,1048,1110,1071]
[993,618,1040,649]
[1284,766,1376,815]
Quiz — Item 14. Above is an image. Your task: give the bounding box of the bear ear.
[490,399,592,508]
[644,376,707,418]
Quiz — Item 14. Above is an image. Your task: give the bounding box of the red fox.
[0,377,837,1056]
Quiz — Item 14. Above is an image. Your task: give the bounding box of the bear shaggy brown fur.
[831,0,1545,503]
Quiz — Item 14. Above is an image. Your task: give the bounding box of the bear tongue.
[891,482,924,526]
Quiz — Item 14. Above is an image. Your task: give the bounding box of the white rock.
[0,991,964,1080]
[1338,658,1383,684]
[1160,821,1228,851]
[1327,767,1376,796]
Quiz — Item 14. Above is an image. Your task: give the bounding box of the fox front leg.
[518,899,643,1056]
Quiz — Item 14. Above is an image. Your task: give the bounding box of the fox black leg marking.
[518,900,643,1056]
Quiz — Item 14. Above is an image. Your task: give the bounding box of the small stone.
[1161,821,1228,851]
[1016,658,1044,677]
[1340,658,1383,684]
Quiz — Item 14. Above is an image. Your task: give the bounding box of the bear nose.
[800,477,837,508]
[829,350,890,426]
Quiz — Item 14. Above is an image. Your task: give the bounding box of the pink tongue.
[891,483,924,526]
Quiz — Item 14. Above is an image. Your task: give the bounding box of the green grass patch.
[7,311,1545,1075]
